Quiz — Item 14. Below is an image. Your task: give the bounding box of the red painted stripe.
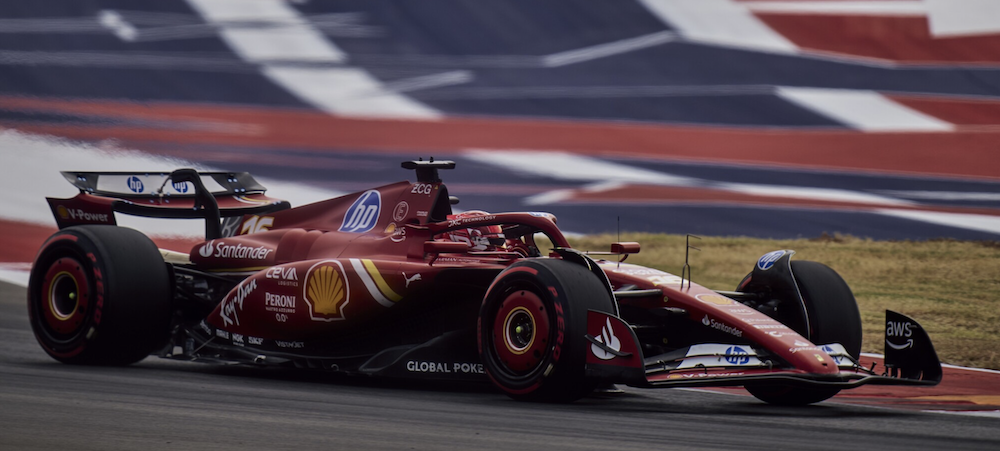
[755,13,1000,64]
[2,96,998,180]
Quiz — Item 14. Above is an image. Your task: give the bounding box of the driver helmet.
[439,210,505,251]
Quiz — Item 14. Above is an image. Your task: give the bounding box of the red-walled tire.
[27,226,172,365]
[478,259,615,402]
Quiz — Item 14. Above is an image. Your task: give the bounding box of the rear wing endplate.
[48,169,290,239]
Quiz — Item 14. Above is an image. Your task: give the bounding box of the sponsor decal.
[591,318,622,360]
[649,275,684,286]
[405,361,485,374]
[416,210,428,217]
[668,372,745,380]
[448,214,496,228]
[724,346,751,365]
[275,340,304,349]
[702,315,743,337]
[410,183,434,195]
[220,279,257,327]
[200,321,212,334]
[886,320,915,350]
[789,346,824,354]
[172,181,189,193]
[384,223,406,243]
[198,240,272,261]
[265,266,298,286]
[232,333,245,346]
[340,190,381,233]
[753,324,790,330]
[248,336,264,345]
[605,267,665,276]
[127,176,144,193]
[303,260,350,321]
[727,308,757,316]
[241,215,274,235]
[58,206,111,223]
[757,250,785,270]
[696,294,734,305]
[403,272,422,288]
[216,329,229,339]
[264,292,296,314]
[393,201,409,222]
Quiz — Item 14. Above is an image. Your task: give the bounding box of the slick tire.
[479,259,616,403]
[27,225,172,365]
[740,260,862,405]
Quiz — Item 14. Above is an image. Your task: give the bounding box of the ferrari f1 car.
[29,160,942,405]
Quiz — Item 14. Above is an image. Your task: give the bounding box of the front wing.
[584,310,942,390]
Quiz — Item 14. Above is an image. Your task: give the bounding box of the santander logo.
[199,240,215,258]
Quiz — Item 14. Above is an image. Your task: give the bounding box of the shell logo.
[57,205,70,219]
[303,260,350,321]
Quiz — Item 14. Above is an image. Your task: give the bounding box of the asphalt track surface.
[2,282,999,451]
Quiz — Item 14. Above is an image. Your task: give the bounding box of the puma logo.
[404,272,422,288]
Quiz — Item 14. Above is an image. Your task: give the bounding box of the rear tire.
[27,226,172,365]
[741,260,861,405]
[479,259,616,402]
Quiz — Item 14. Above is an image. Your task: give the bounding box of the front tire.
[741,260,862,405]
[27,226,172,365]
[479,259,616,402]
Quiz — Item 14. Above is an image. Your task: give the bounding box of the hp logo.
[725,346,750,365]
[339,190,381,233]
[127,176,144,193]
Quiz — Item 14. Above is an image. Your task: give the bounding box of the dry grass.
[560,233,1000,370]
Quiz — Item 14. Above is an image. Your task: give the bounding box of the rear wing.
[47,168,290,239]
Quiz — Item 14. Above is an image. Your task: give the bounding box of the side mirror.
[611,242,640,262]
[611,242,640,254]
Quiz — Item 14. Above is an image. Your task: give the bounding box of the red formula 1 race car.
[28,160,942,405]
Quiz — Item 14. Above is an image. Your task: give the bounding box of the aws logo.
[339,190,381,233]
[303,260,350,321]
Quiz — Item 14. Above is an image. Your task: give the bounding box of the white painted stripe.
[186,0,346,62]
[348,258,394,308]
[0,265,29,287]
[380,71,473,93]
[876,209,1000,236]
[464,149,699,186]
[471,150,914,208]
[0,129,342,238]
[717,183,916,206]
[923,410,1000,419]
[876,191,1000,202]
[775,87,955,132]
[744,1,926,16]
[639,0,799,54]
[927,0,1000,37]
[185,0,439,119]
[262,66,440,118]
[542,31,677,67]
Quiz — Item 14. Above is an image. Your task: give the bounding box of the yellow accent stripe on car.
[362,259,403,302]
[348,259,394,308]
